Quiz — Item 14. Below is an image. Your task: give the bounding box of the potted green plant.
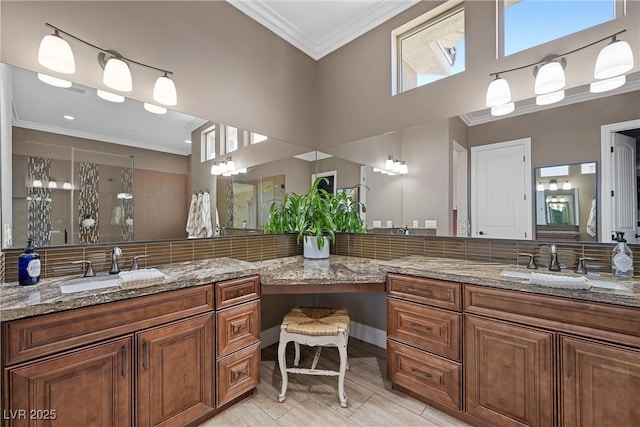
[263,177,367,258]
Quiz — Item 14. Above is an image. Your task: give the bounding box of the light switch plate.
[372,220,382,228]
[412,220,419,228]
[425,220,437,229]
[386,220,393,228]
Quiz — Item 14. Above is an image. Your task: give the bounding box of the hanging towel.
[214,207,220,236]
[186,193,198,238]
[110,205,123,225]
[201,191,213,238]
[195,191,205,237]
[586,198,597,237]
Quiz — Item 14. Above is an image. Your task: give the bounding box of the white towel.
[186,193,198,238]
[201,191,213,238]
[119,268,166,289]
[586,198,596,237]
[530,272,592,290]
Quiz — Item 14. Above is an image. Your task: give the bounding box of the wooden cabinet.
[2,277,261,427]
[386,274,463,411]
[137,314,214,427]
[465,314,555,427]
[6,337,133,427]
[214,276,261,408]
[560,335,640,427]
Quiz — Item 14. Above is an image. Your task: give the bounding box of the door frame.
[471,138,532,239]
[600,119,640,242]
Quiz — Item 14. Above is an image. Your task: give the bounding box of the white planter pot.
[303,235,330,259]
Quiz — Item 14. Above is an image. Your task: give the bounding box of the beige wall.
[316,1,639,148]
[1,1,317,147]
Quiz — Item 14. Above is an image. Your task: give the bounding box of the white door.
[471,138,532,239]
[612,133,638,244]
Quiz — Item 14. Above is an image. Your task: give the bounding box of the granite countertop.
[1,255,638,322]
[379,255,640,308]
[0,257,260,321]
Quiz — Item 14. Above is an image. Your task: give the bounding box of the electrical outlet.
[386,220,393,228]
[412,220,419,228]
[425,220,437,229]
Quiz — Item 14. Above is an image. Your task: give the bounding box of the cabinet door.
[137,313,214,427]
[561,335,640,427]
[465,315,554,427]
[6,337,133,427]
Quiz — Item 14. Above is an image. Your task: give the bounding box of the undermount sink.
[499,270,632,291]
[59,274,121,294]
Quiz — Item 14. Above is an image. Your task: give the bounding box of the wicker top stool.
[277,307,350,408]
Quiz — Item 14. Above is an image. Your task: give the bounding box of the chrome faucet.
[109,247,123,274]
[548,244,561,271]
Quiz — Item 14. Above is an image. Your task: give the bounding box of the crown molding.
[227,1,419,60]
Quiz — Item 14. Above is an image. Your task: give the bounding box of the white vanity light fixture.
[38,28,75,74]
[97,89,125,103]
[62,182,73,190]
[490,102,514,116]
[590,74,625,93]
[536,182,545,191]
[37,23,178,106]
[536,90,565,106]
[549,179,558,191]
[563,181,572,190]
[143,103,167,115]
[594,35,634,80]
[485,75,512,107]
[32,179,43,188]
[153,72,177,106]
[534,59,566,95]
[48,180,58,189]
[37,73,72,88]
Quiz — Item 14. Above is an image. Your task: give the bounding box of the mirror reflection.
[534,163,597,241]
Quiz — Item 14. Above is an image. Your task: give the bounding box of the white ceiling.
[227,0,420,60]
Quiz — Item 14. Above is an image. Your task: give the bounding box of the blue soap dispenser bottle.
[18,238,41,286]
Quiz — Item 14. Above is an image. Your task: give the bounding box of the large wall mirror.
[2,61,639,249]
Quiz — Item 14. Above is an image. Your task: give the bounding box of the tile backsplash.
[1,233,638,283]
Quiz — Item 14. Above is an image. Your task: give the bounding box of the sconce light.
[211,158,244,176]
[485,29,633,117]
[536,182,545,192]
[62,182,73,190]
[549,179,558,191]
[32,179,43,188]
[37,73,72,88]
[37,23,177,106]
[563,181,571,190]
[48,180,58,189]
[376,156,408,175]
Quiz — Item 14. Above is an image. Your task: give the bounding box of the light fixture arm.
[489,29,627,78]
[44,23,173,76]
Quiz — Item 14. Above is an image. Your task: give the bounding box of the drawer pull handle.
[233,325,246,333]
[407,287,431,296]
[409,323,432,333]
[121,346,127,378]
[232,370,247,381]
[142,340,149,370]
[237,289,246,296]
[410,367,432,379]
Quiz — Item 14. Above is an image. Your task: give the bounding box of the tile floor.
[200,338,471,427]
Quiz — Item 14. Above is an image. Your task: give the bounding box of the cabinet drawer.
[387,274,460,311]
[217,301,260,357]
[387,298,461,361]
[216,276,260,309]
[216,342,260,406]
[3,285,214,366]
[387,339,461,410]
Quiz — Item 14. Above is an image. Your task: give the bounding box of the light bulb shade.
[536,183,545,192]
[103,57,132,92]
[63,182,72,190]
[32,179,43,188]
[536,90,564,106]
[590,74,626,93]
[490,102,514,117]
[48,181,57,189]
[594,40,634,79]
[384,158,394,170]
[211,164,221,175]
[37,73,72,88]
[153,75,177,106]
[535,62,565,94]
[563,181,571,190]
[392,161,402,173]
[399,163,408,174]
[143,103,167,114]
[485,77,511,107]
[226,159,235,171]
[549,180,558,191]
[97,89,125,103]
[38,34,75,74]
[219,162,228,174]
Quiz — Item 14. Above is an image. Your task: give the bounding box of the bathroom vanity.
[1,255,638,427]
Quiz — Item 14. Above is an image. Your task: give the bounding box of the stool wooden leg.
[337,330,348,408]
[294,341,301,367]
[278,330,289,403]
